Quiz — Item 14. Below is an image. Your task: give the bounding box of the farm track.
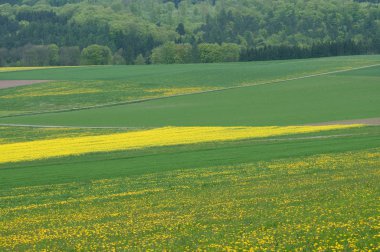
[306,117,380,126]
[1,63,379,119]
[0,80,50,89]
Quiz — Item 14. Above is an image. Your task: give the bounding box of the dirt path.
[0,80,50,89]
[307,118,380,126]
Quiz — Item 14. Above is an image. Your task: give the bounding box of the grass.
[0,55,379,250]
[1,125,379,188]
[1,56,379,82]
[1,65,379,127]
[0,66,79,72]
[0,55,380,117]
[1,147,379,251]
[0,80,213,117]
[0,55,379,118]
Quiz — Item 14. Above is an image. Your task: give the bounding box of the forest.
[0,0,379,66]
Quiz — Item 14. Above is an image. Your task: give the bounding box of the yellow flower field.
[0,149,379,251]
[0,125,362,163]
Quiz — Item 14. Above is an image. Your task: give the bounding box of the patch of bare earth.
[307,118,380,126]
[0,80,50,89]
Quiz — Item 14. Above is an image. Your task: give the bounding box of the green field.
[0,56,379,251]
[1,55,380,118]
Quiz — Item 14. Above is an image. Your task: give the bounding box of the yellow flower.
[0,125,362,163]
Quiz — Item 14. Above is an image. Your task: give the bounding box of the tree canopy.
[0,0,379,65]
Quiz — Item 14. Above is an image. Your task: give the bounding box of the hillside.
[0,56,379,250]
[0,0,379,65]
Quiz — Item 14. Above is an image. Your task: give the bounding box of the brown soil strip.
[0,80,50,89]
[307,118,380,126]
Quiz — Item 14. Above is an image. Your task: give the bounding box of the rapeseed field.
[0,125,362,163]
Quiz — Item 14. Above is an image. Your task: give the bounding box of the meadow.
[0,55,379,118]
[0,55,379,251]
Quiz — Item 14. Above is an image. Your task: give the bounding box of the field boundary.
[1,63,379,119]
[306,117,380,126]
[0,123,143,130]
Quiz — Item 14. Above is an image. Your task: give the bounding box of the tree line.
[0,42,239,66]
[240,40,378,61]
[0,0,379,66]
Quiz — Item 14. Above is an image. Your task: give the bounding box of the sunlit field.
[0,56,379,250]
